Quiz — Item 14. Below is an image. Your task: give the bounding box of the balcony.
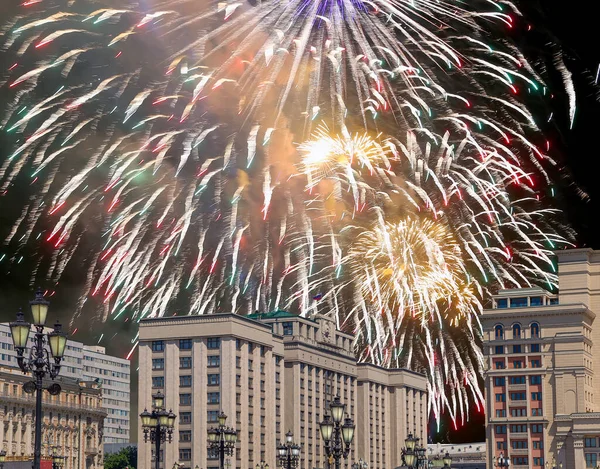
[510,448,529,455]
[508,383,526,391]
[85,447,98,455]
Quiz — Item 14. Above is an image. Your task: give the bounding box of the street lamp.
[442,452,452,469]
[140,391,177,469]
[493,453,509,468]
[352,458,368,469]
[10,289,67,469]
[52,448,65,469]
[256,462,269,469]
[207,411,238,469]
[319,395,355,469]
[0,449,6,469]
[546,458,562,469]
[277,430,301,469]
[401,433,418,469]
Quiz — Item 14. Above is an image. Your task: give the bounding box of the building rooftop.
[246,310,300,320]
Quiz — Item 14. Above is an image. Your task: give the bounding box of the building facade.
[0,366,106,469]
[138,312,428,469]
[0,324,131,444]
[482,249,600,469]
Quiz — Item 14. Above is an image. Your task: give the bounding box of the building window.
[494,361,505,369]
[509,376,526,385]
[179,339,193,350]
[152,376,164,388]
[208,410,219,423]
[510,298,527,308]
[180,412,192,424]
[512,344,522,353]
[494,377,505,386]
[513,360,523,369]
[530,343,540,353]
[180,375,192,387]
[585,454,598,468]
[530,297,543,307]
[282,322,293,336]
[495,409,506,417]
[207,338,221,349]
[497,299,508,309]
[510,392,526,401]
[510,424,527,433]
[497,442,507,450]
[152,358,164,370]
[511,440,528,449]
[208,392,220,404]
[208,374,220,386]
[512,324,521,339]
[531,392,542,401]
[495,425,507,434]
[512,457,528,466]
[179,449,191,461]
[151,341,164,352]
[180,394,192,406]
[531,359,542,368]
[180,357,192,369]
[585,438,598,447]
[533,441,544,449]
[550,298,559,305]
[530,375,542,385]
[531,408,543,416]
[495,393,506,402]
[510,408,527,417]
[208,356,220,367]
[495,346,504,354]
[236,339,242,350]
[531,424,543,433]
[495,325,504,339]
[530,322,540,338]
[180,430,192,442]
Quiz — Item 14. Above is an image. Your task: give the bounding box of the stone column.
[573,437,585,469]
[25,415,32,455]
[7,415,14,455]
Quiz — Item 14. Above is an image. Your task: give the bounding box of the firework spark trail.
[0,0,576,424]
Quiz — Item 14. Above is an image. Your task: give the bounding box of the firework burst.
[0,0,574,424]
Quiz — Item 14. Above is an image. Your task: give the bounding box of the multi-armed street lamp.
[545,458,563,469]
[0,449,6,469]
[51,448,66,469]
[277,431,301,469]
[493,453,510,468]
[401,433,429,469]
[207,412,238,469]
[140,391,177,469]
[319,395,356,469]
[352,458,368,469]
[10,289,68,469]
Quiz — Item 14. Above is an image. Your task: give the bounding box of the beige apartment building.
[138,311,427,469]
[0,366,106,469]
[482,248,600,469]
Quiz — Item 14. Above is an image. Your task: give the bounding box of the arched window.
[531,322,540,339]
[513,323,521,339]
[495,325,504,339]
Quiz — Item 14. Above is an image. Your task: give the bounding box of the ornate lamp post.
[493,453,509,468]
[442,452,452,469]
[256,462,269,469]
[402,433,418,469]
[277,431,301,469]
[352,458,368,469]
[52,448,66,469]
[140,391,177,469]
[207,411,238,469]
[415,443,427,469]
[0,449,6,469]
[319,395,355,469]
[10,289,68,469]
[545,458,562,469]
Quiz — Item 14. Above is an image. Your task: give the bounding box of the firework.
[0,0,573,425]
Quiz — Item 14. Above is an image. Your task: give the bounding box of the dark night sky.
[1,0,600,445]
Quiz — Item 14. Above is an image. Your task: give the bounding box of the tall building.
[0,365,106,469]
[482,248,600,469]
[138,312,428,469]
[0,324,131,444]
